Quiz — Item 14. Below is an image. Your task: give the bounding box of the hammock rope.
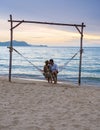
[59,50,80,72]
[8,47,43,73]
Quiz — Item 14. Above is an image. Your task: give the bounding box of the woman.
[43,60,52,83]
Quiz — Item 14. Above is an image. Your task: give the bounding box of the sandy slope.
[0,77,100,130]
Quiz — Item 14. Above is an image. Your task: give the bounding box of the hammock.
[8,47,80,73]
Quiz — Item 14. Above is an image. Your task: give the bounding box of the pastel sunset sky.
[0,0,100,46]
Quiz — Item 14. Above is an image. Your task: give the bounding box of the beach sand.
[0,76,100,130]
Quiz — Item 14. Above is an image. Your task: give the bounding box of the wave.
[82,76,100,81]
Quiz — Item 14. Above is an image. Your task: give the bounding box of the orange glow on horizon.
[0,19,100,46]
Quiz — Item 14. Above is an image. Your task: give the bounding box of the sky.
[0,0,100,46]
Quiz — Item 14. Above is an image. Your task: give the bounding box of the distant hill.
[0,40,48,47]
[0,40,31,46]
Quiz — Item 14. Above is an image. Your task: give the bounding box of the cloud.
[84,34,100,44]
[0,19,100,46]
[12,24,80,45]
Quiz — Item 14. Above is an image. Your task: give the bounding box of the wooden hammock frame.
[8,14,86,85]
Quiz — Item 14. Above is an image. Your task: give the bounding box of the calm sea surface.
[0,46,100,87]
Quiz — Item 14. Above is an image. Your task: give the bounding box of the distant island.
[0,40,31,46]
[0,40,48,47]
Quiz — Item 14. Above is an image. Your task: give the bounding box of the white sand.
[0,76,100,130]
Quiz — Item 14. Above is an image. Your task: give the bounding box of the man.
[49,59,58,84]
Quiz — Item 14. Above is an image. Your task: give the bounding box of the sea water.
[0,46,100,87]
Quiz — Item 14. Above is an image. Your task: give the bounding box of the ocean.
[0,46,100,87]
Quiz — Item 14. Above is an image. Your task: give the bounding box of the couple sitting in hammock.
[43,59,58,84]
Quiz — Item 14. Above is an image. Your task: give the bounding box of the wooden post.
[9,15,13,82]
[78,23,84,85]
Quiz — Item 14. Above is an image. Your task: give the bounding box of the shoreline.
[0,75,99,88]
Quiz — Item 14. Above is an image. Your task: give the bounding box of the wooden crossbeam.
[8,20,86,27]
